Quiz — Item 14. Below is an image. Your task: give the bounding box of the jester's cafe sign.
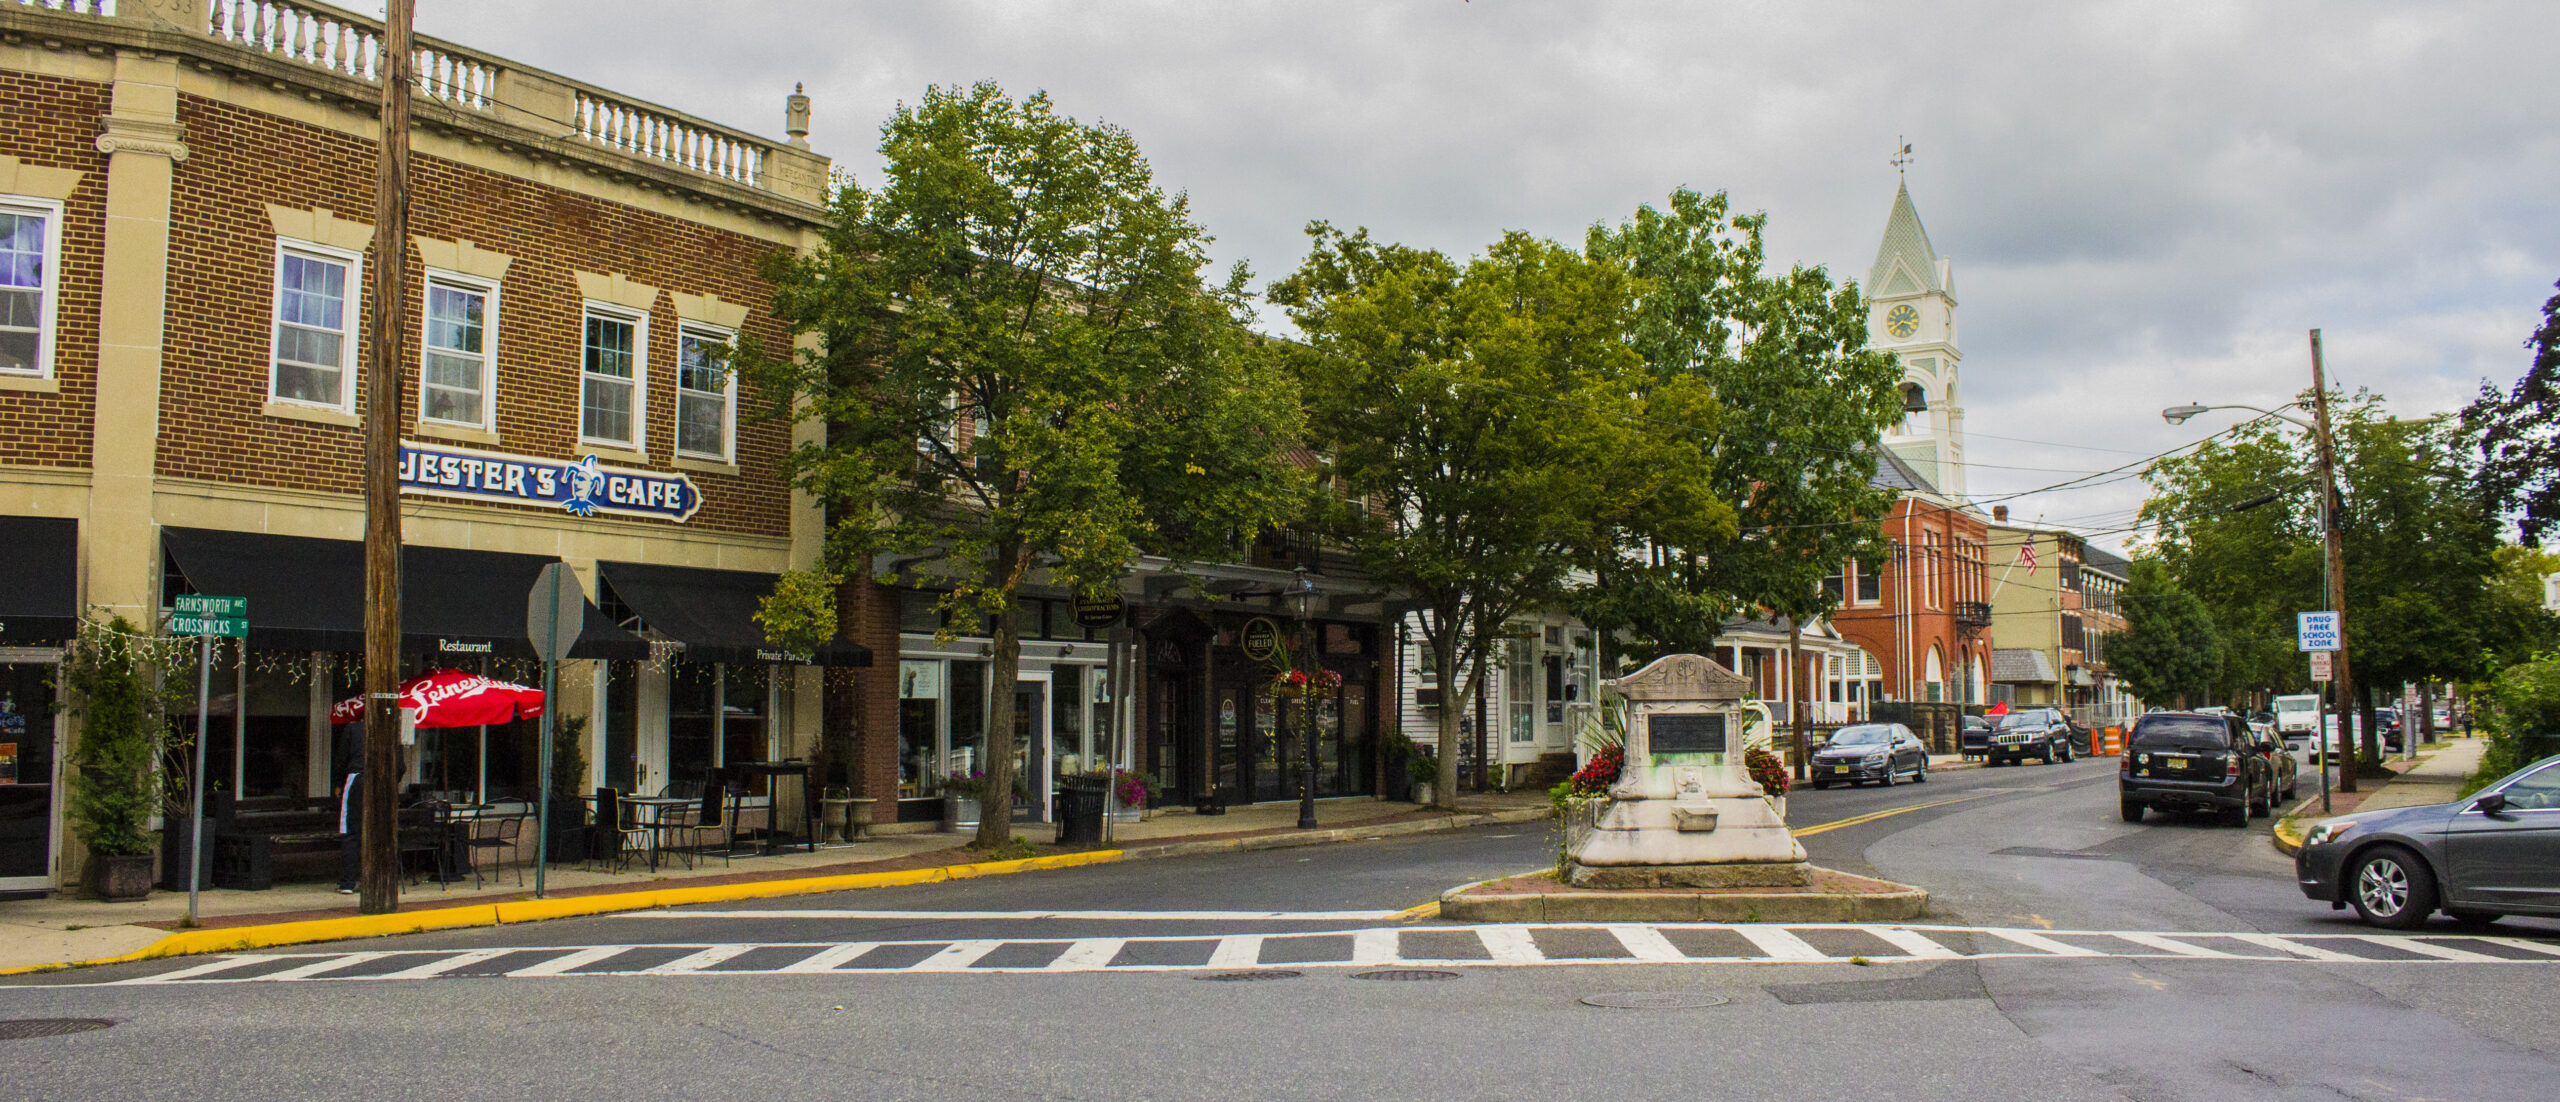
[398,441,702,523]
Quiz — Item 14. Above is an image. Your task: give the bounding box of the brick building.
[0,0,845,894]
[1986,520,2138,724]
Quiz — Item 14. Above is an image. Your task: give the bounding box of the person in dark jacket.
[333,720,364,894]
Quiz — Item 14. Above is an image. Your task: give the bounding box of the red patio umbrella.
[332,669,546,728]
[1987,700,2011,716]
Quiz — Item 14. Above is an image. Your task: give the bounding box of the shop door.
[1156,672,1197,806]
[0,661,60,893]
[1011,680,1048,823]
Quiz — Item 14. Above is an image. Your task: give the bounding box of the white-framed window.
[421,272,498,429]
[580,303,647,449]
[267,240,362,411]
[0,196,64,379]
[675,323,734,461]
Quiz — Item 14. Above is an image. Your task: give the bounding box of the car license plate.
[1831,766,1850,774]
[2160,755,2188,768]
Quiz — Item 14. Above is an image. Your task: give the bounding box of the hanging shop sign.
[1240,617,1282,662]
[1071,592,1125,628]
[398,440,702,523]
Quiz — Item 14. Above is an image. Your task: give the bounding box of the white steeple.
[1867,178,1965,498]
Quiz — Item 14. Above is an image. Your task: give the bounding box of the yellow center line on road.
[1791,794,1994,837]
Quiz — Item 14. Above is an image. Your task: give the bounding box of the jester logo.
[563,455,607,517]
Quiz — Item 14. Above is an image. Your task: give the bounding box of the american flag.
[2018,541,2039,574]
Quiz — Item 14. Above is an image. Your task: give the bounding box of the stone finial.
[785,83,812,150]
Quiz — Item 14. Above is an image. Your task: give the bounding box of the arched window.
[1925,645,1946,703]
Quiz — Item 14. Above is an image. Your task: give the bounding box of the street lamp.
[2160,329,2361,804]
[1290,565,1319,830]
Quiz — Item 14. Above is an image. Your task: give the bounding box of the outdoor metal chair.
[591,788,653,873]
[463,805,526,889]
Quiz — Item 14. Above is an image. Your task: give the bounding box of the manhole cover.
[1194,970,1302,982]
[0,1018,114,1040]
[1581,992,1731,1010]
[1352,969,1462,982]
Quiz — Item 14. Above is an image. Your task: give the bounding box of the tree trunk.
[973,540,1030,849]
[2358,686,2382,772]
[1432,633,1461,812]
[1788,622,1807,781]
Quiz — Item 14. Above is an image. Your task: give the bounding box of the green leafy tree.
[2480,545,2560,672]
[2464,279,2560,543]
[2140,421,2320,700]
[1576,190,1901,667]
[2334,404,2501,751]
[2111,559,2224,708]
[61,616,171,858]
[748,84,1304,846]
[1270,225,1727,808]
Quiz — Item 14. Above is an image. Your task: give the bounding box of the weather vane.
[1891,137,1914,176]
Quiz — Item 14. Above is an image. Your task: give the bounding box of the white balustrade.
[572,90,764,188]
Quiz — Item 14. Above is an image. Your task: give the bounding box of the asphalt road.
[8,758,2555,1101]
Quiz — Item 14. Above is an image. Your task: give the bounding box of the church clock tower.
[1867,179,1965,497]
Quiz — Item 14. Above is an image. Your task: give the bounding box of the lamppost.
[1291,565,1319,830]
[2164,329,2358,802]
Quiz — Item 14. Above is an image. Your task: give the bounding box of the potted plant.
[1108,768,1155,822]
[1744,745,1792,820]
[63,615,170,902]
[942,769,987,830]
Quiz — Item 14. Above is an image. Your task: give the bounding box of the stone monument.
[1568,653,1809,888]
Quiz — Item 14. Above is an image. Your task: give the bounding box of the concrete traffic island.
[1460,653,1929,923]
[1439,866,1928,923]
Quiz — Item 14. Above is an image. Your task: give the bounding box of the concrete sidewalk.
[0,791,1553,972]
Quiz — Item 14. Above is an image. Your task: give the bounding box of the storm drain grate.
[1351,969,1461,982]
[1581,992,1730,1010]
[0,1018,114,1040]
[1194,970,1302,982]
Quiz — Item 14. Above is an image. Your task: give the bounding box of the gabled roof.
[1992,648,2058,684]
[1866,181,1942,298]
[2082,545,2131,577]
[1869,449,1940,495]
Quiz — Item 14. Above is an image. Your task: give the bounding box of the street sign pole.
[188,630,212,923]
[526,563,584,899]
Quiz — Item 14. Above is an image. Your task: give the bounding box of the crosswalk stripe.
[1475,927,1543,965]
[1045,939,1127,971]
[911,940,1003,972]
[120,955,269,984]
[2479,937,2560,958]
[1606,925,1686,962]
[380,949,512,979]
[1205,935,1265,969]
[1868,927,1961,960]
[1981,929,2102,957]
[1735,927,1828,962]
[2224,933,2365,962]
[777,943,879,974]
[1351,929,1403,965]
[261,952,389,981]
[2111,933,2239,959]
[642,945,758,975]
[507,946,631,977]
[2354,937,2504,963]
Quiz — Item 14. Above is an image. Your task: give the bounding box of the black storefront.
[0,515,78,895]
[1142,607,1382,808]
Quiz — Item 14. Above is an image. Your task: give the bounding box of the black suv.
[2119,711,2277,826]
[1988,709,2075,766]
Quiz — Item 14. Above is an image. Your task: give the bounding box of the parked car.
[1809,723,1930,788]
[2296,753,2560,928]
[2119,711,2279,826]
[2254,724,2300,805]
[1989,709,2074,766]
[1959,714,1993,761]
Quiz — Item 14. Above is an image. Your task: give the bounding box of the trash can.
[1054,783,1106,845]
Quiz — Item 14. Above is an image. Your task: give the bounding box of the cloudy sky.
[423,0,2560,552]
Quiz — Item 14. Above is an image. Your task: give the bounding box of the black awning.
[597,560,870,667]
[0,515,78,646]
[160,527,648,661]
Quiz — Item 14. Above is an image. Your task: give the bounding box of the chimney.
[1993,505,2009,522]
[785,83,812,150]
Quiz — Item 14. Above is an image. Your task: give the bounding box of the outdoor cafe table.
[581,794,694,872]
[726,761,815,856]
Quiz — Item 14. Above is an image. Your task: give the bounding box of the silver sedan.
[2296,753,2560,928]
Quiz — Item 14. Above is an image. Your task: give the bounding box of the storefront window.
[948,660,986,782]
[1507,640,1536,744]
[898,660,940,797]
[668,662,717,793]
[1051,666,1084,778]
[0,659,61,887]
[604,660,638,793]
[239,654,309,799]
[721,664,770,772]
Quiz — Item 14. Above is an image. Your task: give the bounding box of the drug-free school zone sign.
[399,440,702,523]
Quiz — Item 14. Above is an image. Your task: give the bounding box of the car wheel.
[1914,761,1929,784]
[2040,744,2056,765]
[2120,798,2144,823]
[1880,764,1897,788]
[2348,846,2438,930]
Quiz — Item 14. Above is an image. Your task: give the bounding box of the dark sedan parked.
[2297,753,2560,928]
[1809,723,1929,788]
[2119,711,2278,826]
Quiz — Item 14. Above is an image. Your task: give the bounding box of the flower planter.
[1110,805,1142,824]
[88,853,155,902]
[946,796,981,831]
[1412,781,1436,805]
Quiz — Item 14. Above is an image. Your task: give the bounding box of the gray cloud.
[420,0,2560,552]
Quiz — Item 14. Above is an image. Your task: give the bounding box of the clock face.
[1885,304,1920,339]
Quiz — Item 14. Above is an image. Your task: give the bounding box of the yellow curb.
[1389,900,1441,922]
[0,849,1123,975]
[2271,818,2308,857]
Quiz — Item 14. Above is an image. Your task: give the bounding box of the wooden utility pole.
[2309,329,2360,794]
[360,0,417,913]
